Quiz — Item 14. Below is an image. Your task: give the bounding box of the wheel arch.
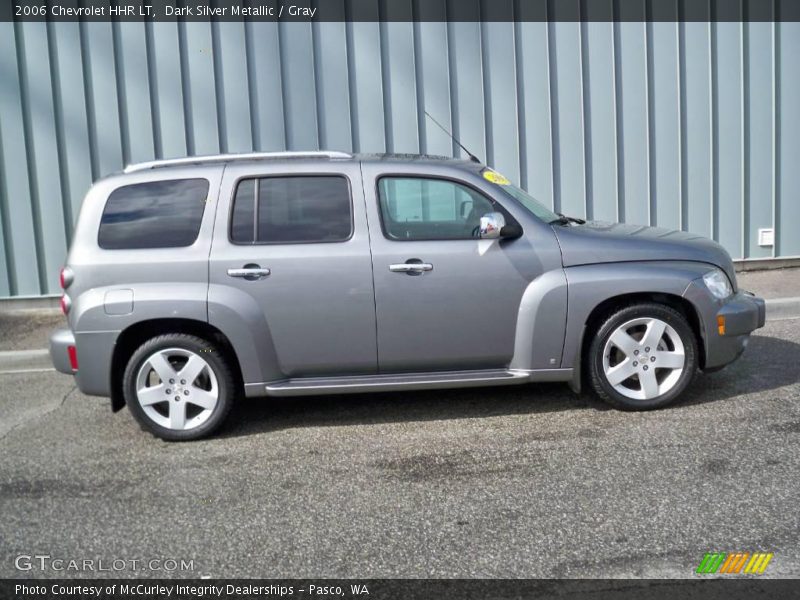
[110,318,244,412]
[561,262,714,393]
[580,292,706,375]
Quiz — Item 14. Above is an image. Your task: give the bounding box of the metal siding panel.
[481,20,520,183]
[18,21,67,293]
[347,20,386,152]
[551,21,586,218]
[84,21,124,177]
[650,21,682,231]
[279,22,319,150]
[216,22,253,153]
[682,22,713,238]
[313,20,352,151]
[183,22,219,155]
[0,21,39,295]
[1,17,800,298]
[583,21,618,222]
[617,21,650,226]
[714,22,744,257]
[0,207,8,296]
[49,22,92,230]
[778,22,800,256]
[245,22,285,151]
[150,22,187,158]
[746,21,775,258]
[516,21,555,209]
[416,20,452,157]
[381,20,419,153]
[448,20,486,162]
[116,22,154,164]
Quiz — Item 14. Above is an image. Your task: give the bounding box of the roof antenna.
[424,111,481,164]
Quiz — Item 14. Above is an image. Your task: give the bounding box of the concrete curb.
[765,297,800,321]
[0,349,53,373]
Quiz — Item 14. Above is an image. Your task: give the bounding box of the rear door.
[209,161,377,378]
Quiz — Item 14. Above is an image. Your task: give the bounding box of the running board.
[261,368,572,397]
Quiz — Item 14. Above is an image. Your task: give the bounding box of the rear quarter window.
[98,179,209,250]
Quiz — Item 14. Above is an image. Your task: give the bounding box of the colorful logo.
[696,552,773,574]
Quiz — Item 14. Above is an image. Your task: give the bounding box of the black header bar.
[3,0,798,23]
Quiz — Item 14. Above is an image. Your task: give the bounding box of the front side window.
[98,179,209,249]
[230,176,352,244]
[377,177,498,241]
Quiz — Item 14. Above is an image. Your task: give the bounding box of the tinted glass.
[377,177,496,240]
[230,179,256,243]
[98,179,208,249]
[230,176,351,244]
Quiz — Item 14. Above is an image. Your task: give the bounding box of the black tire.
[123,334,235,441]
[587,302,698,411]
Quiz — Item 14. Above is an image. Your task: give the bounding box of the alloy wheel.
[135,348,219,431]
[601,317,686,401]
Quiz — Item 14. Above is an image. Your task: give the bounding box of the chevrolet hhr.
[50,152,765,440]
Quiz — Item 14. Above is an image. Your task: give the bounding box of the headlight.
[703,268,733,299]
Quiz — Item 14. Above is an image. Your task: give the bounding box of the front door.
[209,162,377,378]
[361,167,535,373]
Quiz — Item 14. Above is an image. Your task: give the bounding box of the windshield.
[481,169,560,224]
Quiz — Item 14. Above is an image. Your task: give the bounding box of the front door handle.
[389,260,433,275]
[227,264,271,281]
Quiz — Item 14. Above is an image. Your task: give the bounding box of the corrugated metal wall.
[1,10,799,297]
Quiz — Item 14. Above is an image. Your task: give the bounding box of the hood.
[553,221,736,288]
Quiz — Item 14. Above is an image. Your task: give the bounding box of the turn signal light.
[717,315,726,336]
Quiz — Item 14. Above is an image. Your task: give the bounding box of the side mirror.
[479,212,521,240]
[479,212,506,239]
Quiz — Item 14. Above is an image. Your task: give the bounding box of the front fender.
[561,261,715,371]
[509,269,569,371]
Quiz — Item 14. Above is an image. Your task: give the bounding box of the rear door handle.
[389,261,433,274]
[227,265,271,280]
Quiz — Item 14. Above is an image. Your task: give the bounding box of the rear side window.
[98,179,209,249]
[230,176,352,244]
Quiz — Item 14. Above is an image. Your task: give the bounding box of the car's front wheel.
[123,334,235,440]
[588,303,698,410]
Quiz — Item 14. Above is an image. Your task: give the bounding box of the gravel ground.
[0,319,798,579]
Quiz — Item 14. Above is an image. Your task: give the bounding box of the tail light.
[60,294,71,315]
[59,266,74,289]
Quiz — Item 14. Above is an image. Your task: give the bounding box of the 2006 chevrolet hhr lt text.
[50,151,765,440]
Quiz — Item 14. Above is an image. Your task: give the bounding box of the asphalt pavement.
[0,316,798,579]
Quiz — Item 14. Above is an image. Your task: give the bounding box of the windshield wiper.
[549,213,586,226]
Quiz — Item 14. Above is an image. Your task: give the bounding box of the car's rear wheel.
[123,334,235,440]
[588,303,698,410]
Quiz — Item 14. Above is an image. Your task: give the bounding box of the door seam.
[359,161,381,373]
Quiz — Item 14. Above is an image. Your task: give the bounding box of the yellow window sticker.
[482,169,511,185]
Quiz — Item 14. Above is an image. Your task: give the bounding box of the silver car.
[50,151,765,440]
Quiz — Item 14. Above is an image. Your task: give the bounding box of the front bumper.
[718,290,766,335]
[683,282,766,370]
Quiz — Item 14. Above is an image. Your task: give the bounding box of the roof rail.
[123,151,352,174]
